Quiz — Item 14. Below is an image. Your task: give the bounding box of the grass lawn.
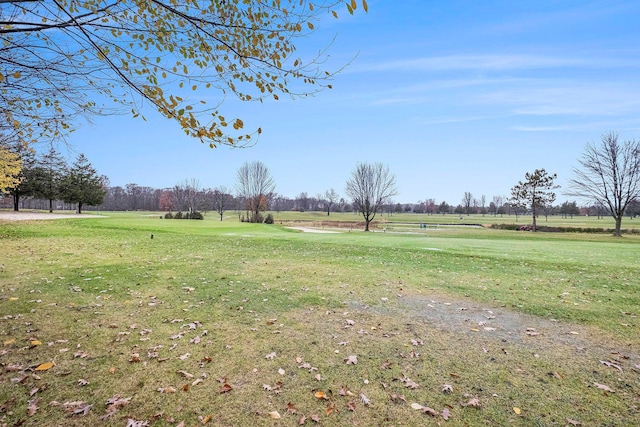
[0,211,639,426]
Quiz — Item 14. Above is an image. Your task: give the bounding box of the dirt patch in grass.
[374,292,629,354]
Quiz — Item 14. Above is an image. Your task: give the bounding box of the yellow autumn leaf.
[3,339,15,346]
[0,73,4,82]
[13,71,22,79]
[307,22,314,30]
[513,407,522,415]
[30,340,42,346]
[351,0,357,10]
[313,390,326,399]
[363,0,368,12]
[35,362,54,371]
[9,297,18,301]
[268,411,281,419]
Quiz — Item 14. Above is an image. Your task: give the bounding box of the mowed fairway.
[1,212,639,426]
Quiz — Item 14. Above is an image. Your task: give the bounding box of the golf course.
[0,211,638,426]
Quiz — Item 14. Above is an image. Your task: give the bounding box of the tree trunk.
[364,219,370,232]
[532,208,537,232]
[49,199,54,213]
[78,202,83,214]
[13,194,19,211]
[614,215,622,237]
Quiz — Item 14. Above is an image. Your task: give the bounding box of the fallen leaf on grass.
[286,402,297,414]
[178,370,194,379]
[593,382,614,393]
[339,386,354,396]
[360,393,370,406]
[513,407,522,415]
[313,390,328,400]
[35,361,54,371]
[462,398,481,407]
[344,355,358,365]
[442,384,453,393]
[298,414,307,425]
[442,407,451,420]
[200,414,212,424]
[599,360,622,371]
[106,395,131,412]
[268,411,281,419]
[566,418,582,426]
[390,393,406,403]
[220,383,233,393]
[400,376,419,389]
[78,379,89,386]
[158,387,177,393]
[423,406,439,416]
[27,398,38,416]
[73,405,93,416]
[326,401,339,415]
[126,419,149,427]
[265,352,277,360]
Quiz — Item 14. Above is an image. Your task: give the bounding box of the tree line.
[1,132,639,235]
[0,144,105,214]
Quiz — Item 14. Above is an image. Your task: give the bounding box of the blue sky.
[64,0,640,205]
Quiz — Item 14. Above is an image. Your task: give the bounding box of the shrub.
[164,213,173,219]
[187,211,204,220]
[264,213,274,224]
[249,213,264,223]
[174,212,183,219]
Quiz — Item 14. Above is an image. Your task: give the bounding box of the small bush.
[187,211,204,220]
[174,212,183,219]
[164,213,173,219]
[264,213,274,224]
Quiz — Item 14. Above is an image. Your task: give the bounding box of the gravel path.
[0,211,105,221]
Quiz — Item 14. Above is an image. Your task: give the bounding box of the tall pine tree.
[36,146,68,212]
[59,153,105,213]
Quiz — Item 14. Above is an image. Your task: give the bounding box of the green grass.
[1,212,639,426]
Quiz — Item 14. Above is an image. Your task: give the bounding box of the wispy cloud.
[350,52,640,76]
[355,54,587,73]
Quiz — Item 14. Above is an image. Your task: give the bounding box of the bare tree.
[235,161,275,223]
[462,192,473,215]
[295,192,310,212]
[324,188,339,215]
[171,179,200,213]
[492,195,504,216]
[479,194,486,216]
[567,132,640,236]
[509,168,558,231]
[211,186,231,221]
[345,162,398,231]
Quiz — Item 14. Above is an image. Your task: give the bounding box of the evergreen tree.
[34,146,68,212]
[59,153,105,213]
